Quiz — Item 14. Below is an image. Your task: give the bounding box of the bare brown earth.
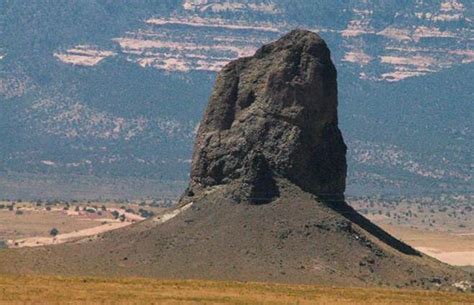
[0,205,103,241]
[0,180,471,291]
[349,199,474,267]
[0,201,165,248]
[377,225,474,267]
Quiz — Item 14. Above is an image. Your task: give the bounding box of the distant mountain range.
[0,0,472,200]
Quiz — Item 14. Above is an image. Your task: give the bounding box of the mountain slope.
[0,30,471,292]
[0,181,470,289]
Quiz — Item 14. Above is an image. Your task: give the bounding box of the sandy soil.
[416,247,474,266]
[0,208,102,240]
[352,199,474,267]
[7,221,131,248]
[376,223,474,266]
[153,202,193,224]
[5,205,190,248]
[0,202,151,248]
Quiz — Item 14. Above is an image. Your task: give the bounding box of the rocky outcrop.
[184,30,422,256]
[2,30,470,291]
[189,29,347,202]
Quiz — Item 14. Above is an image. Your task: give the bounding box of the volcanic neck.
[188,29,347,203]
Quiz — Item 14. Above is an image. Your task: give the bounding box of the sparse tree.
[50,228,59,237]
[111,210,120,219]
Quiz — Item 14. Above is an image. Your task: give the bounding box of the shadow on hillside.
[324,200,421,256]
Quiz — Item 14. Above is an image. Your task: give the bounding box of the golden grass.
[0,276,472,305]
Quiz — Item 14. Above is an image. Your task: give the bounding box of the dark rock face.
[190,29,347,202]
[239,152,280,204]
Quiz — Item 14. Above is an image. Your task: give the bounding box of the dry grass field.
[0,276,472,305]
